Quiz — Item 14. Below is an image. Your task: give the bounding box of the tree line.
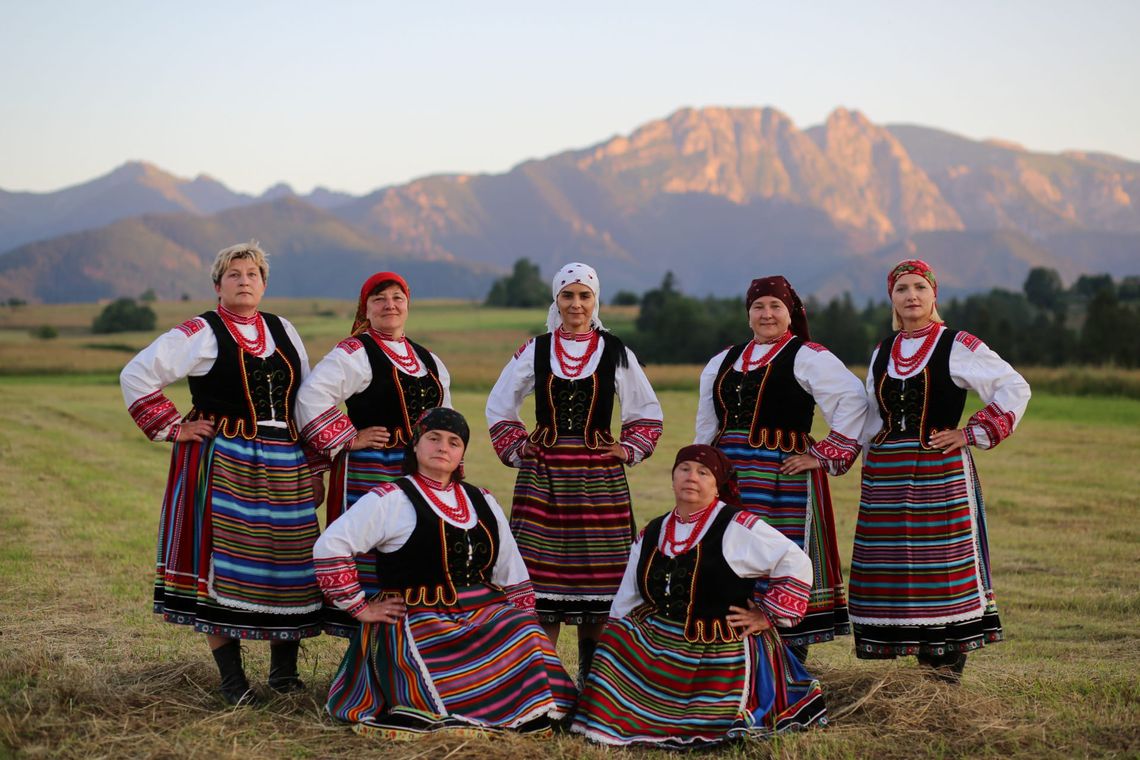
[486,260,1140,367]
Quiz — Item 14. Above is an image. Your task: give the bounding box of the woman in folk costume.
[572,445,827,749]
[313,408,575,738]
[120,241,324,705]
[296,271,451,637]
[850,258,1030,681]
[695,276,866,660]
[485,262,663,680]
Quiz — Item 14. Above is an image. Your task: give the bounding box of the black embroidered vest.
[636,507,755,643]
[187,310,301,440]
[373,478,499,606]
[343,333,442,449]
[531,332,621,449]
[872,329,967,446]
[712,338,815,453]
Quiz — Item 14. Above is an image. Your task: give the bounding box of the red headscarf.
[887,258,937,296]
[745,275,810,341]
[351,272,410,335]
[672,445,742,508]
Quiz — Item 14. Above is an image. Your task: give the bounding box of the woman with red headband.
[572,445,826,749]
[695,275,866,661]
[297,271,451,637]
[850,258,1030,682]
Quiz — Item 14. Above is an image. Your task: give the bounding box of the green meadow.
[1,300,1137,758]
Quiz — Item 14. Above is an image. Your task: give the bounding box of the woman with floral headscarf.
[313,408,574,738]
[485,262,663,681]
[296,271,451,637]
[572,445,826,749]
[850,259,1030,682]
[695,275,866,661]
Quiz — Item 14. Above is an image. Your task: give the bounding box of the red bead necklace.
[554,328,600,378]
[218,305,266,356]
[413,474,470,523]
[741,331,793,372]
[662,498,718,555]
[890,322,940,375]
[372,330,422,374]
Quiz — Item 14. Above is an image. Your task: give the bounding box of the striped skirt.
[572,612,827,748]
[326,585,575,735]
[324,447,406,637]
[717,430,850,645]
[510,436,635,624]
[849,438,1002,658]
[154,427,323,640]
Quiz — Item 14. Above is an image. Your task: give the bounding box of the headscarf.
[887,258,937,296]
[351,271,411,335]
[672,444,742,508]
[886,258,943,330]
[404,407,470,480]
[546,262,605,333]
[745,275,811,341]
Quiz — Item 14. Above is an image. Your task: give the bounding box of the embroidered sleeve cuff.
[314,556,365,612]
[809,431,861,476]
[759,576,811,625]
[300,407,357,455]
[128,391,182,441]
[303,442,332,475]
[967,402,1015,449]
[619,419,663,466]
[504,580,537,612]
[489,421,529,467]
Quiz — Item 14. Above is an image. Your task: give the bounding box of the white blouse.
[120,313,310,441]
[609,502,814,627]
[694,339,867,475]
[860,325,1032,448]
[313,480,530,614]
[295,333,452,458]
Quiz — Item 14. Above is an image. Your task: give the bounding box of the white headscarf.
[547,262,605,333]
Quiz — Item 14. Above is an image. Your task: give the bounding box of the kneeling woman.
[313,409,575,738]
[573,445,827,749]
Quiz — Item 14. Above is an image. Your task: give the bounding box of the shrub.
[92,298,157,334]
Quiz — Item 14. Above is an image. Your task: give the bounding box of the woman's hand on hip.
[780,453,820,475]
[174,419,214,443]
[349,426,391,450]
[355,595,407,624]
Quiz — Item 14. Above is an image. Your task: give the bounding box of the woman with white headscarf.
[486,262,663,681]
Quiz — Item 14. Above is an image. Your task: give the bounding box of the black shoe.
[577,637,598,691]
[919,650,967,684]
[212,640,260,706]
[268,640,306,693]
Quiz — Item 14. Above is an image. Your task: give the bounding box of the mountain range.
[2,106,1137,303]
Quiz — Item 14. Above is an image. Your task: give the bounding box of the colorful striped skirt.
[154,427,323,640]
[572,611,827,748]
[326,585,575,736]
[717,430,850,645]
[849,438,1002,658]
[324,446,406,637]
[510,436,635,624]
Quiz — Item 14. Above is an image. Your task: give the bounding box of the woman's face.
[214,258,266,315]
[413,429,465,482]
[891,273,936,330]
[557,283,595,333]
[748,296,791,342]
[672,460,719,509]
[366,283,410,336]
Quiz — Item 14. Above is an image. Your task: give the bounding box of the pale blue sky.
[2,0,1137,195]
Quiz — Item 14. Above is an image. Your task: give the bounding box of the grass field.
[1,300,1138,758]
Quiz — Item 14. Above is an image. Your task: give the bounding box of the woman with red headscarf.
[297,272,451,637]
[695,275,866,661]
[850,259,1029,682]
[572,445,826,749]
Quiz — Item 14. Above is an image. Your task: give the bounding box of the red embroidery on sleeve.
[337,337,364,354]
[955,332,984,352]
[512,338,534,360]
[174,318,205,337]
[802,341,828,353]
[733,512,763,530]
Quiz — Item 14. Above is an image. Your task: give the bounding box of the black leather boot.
[577,637,598,691]
[268,640,306,693]
[918,649,967,684]
[211,640,259,706]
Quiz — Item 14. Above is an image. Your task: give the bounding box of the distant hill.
[0,198,497,303]
[2,106,1138,303]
